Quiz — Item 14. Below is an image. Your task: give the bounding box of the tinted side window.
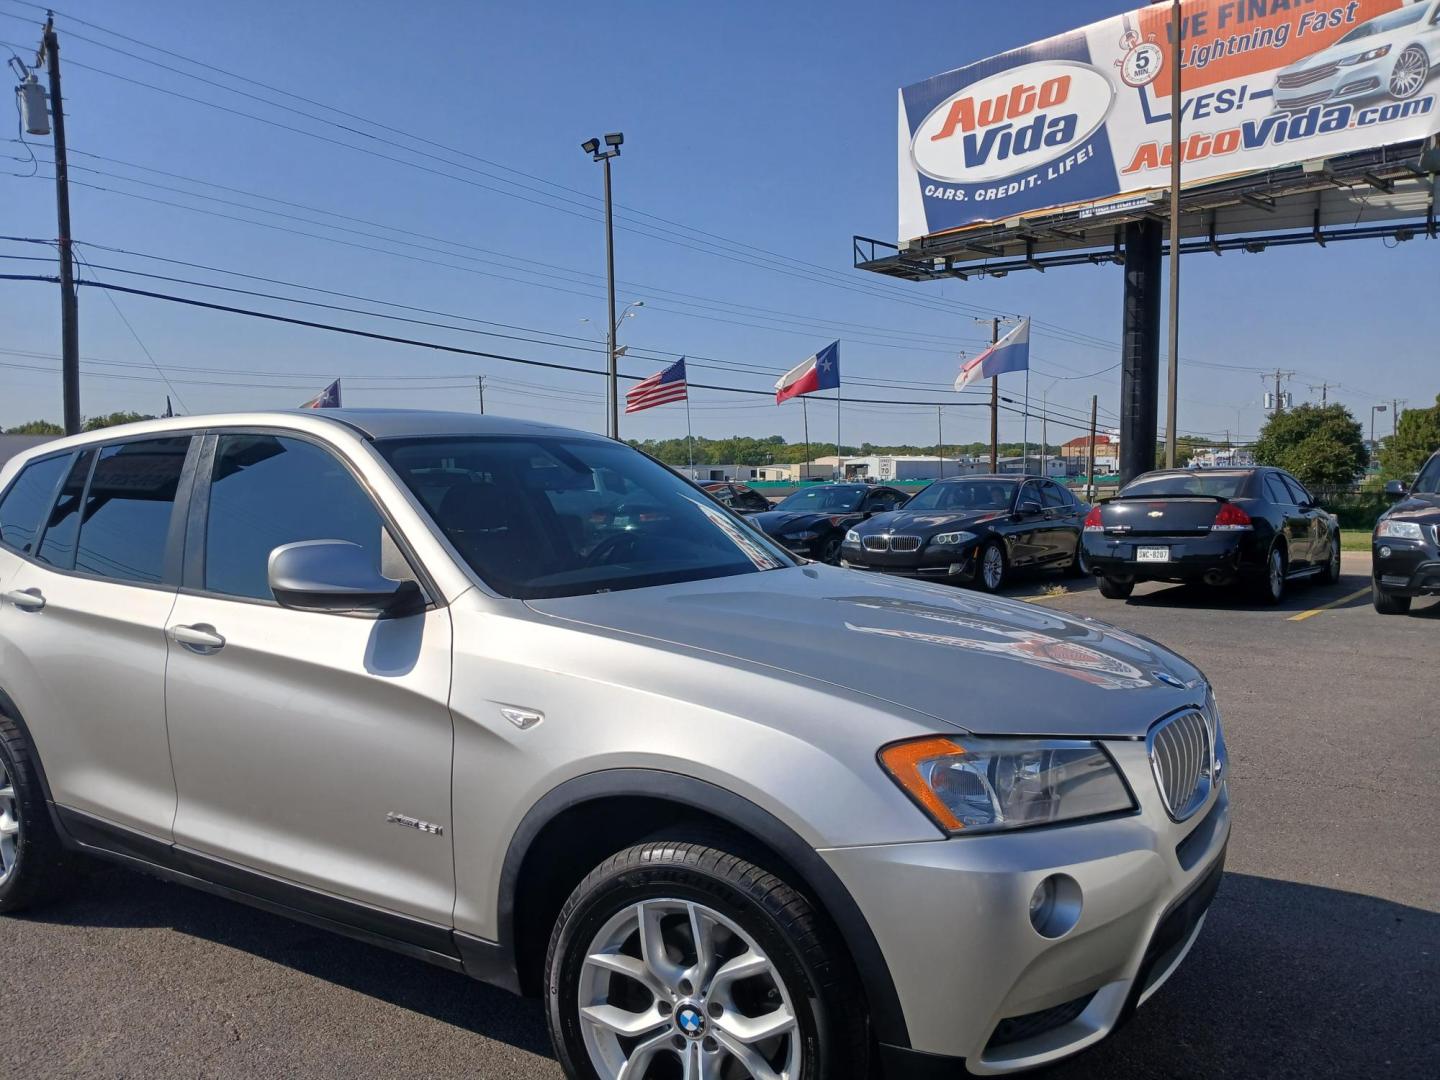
[1041,481,1069,509]
[74,438,189,585]
[0,454,69,555]
[1280,474,1311,506]
[1262,474,1293,505]
[204,435,388,601]
[36,449,96,569]
[1017,482,1043,510]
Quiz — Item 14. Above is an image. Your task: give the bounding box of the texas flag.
[955,318,1029,391]
[775,342,840,403]
[301,379,342,409]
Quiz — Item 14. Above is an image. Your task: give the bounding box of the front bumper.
[1273,58,1389,111]
[822,739,1230,1075]
[1372,537,1440,596]
[1084,531,1260,584]
[840,541,978,581]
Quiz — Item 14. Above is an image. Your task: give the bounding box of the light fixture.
[580,137,600,156]
[604,132,624,148]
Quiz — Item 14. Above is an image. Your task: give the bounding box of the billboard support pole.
[1121,220,1162,486]
[987,318,999,472]
[1164,0,1182,469]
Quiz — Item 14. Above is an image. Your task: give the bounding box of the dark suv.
[1373,450,1440,614]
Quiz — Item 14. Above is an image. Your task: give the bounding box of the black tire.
[977,540,1008,592]
[1097,575,1134,600]
[1318,531,1341,585]
[1252,544,1287,606]
[545,838,869,1080]
[1373,579,1412,615]
[0,713,75,914]
[819,535,843,566]
[1064,539,1090,578]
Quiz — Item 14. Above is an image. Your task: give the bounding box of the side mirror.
[1384,480,1409,501]
[1018,501,1043,518]
[269,540,423,617]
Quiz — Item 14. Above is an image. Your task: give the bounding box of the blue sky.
[1,0,1434,448]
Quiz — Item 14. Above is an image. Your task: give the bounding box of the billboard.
[899,0,1440,242]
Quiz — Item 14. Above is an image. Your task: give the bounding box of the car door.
[0,436,195,839]
[1281,473,1329,568]
[164,431,456,925]
[1008,481,1047,567]
[1262,471,1312,568]
[1040,480,1081,565]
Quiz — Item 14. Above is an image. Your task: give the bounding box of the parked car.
[1372,449,1440,613]
[1272,0,1439,111]
[1084,467,1341,603]
[701,481,771,514]
[751,482,908,564]
[841,475,1090,591]
[0,411,1230,1078]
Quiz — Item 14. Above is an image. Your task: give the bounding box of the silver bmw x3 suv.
[0,411,1230,1078]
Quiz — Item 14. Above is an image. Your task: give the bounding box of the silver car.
[1273,0,1440,111]
[0,411,1230,1077]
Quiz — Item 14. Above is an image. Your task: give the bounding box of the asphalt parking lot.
[1,554,1435,1079]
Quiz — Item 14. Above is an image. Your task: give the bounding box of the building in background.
[1060,434,1120,476]
[1190,446,1255,469]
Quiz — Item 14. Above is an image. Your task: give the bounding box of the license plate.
[1137,546,1170,563]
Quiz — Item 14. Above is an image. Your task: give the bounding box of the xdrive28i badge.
[911,61,1115,184]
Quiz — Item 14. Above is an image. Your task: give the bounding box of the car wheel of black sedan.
[820,536,843,565]
[1064,543,1089,578]
[1252,545,1287,606]
[977,541,1008,592]
[1097,575,1134,600]
[1318,532,1341,585]
[1373,579,1412,615]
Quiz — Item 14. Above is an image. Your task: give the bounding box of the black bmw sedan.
[1372,449,1440,614]
[751,483,909,564]
[839,475,1090,591]
[1084,467,1341,604]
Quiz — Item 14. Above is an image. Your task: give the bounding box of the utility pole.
[1263,369,1296,414]
[40,14,79,435]
[1086,395,1099,501]
[1308,382,1332,405]
[476,375,486,414]
[988,317,999,472]
[937,405,944,479]
[1163,0,1183,470]
[1390,399,1406,438]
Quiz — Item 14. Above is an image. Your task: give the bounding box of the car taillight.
[1083,506,1104,532]
[1212,503,1253,531]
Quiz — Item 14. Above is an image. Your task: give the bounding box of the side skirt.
[52,805,518,989]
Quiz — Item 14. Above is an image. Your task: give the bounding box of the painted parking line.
[1289,586,1371,622]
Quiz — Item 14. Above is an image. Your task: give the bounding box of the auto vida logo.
[911,61,1115,184]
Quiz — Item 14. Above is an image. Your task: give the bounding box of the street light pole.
[582,132,624,439]
[38,14,80,434]
[1163,0,1183,469]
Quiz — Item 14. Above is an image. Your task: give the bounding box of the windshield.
[1120,472,1250,498]
[1338,5,1426,42]
[904,479,1016,513]
[774,485,867,513]
[1414,455,1440,495]
[378,435,793,598]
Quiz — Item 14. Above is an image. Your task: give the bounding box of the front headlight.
[845,529,861,544]
[879,736,1134,835]
[930,530,976,547]
[1339,44,1390,65]
[1377,519,1424,540]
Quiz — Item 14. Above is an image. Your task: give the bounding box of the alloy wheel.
[0,758,19,887]
[1330,540,1341,581]
[578,898,801,1080]
[982,545,1005,590]
[1269,549,1285,600]
[1390,47,1429,99]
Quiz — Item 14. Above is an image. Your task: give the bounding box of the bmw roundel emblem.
[676,1004,706,1037]
[1154,671,1185,689]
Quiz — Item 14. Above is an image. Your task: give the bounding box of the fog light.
[949,562,963,574]
[1029,875,1082,938]
[1379,546,1392,559]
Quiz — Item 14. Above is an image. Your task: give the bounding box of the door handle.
[168,623,226,652]
[2,588,45,612]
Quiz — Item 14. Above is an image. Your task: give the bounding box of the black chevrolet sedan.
[1372,449,1440,614]
[1084,467,1341,604]
[840,475,1090,591]
[752,483,908,563]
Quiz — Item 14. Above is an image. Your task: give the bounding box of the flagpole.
[802,396,810,481]
[1022,366,1031,474]
[685,391,694,474]
[835,387,842,480]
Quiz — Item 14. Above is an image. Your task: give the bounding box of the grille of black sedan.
[1148,710,1213,822]
[861,534,921,552]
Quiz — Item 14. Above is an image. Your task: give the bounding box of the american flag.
[625,358,688,413]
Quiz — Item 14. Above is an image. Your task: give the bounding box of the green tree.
[1253,403,1367,488]
[3,420,64,435]
[1378,394,1440,480]
[83,411,156,431]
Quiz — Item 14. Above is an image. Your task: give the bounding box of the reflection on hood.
[836,594,1148,690]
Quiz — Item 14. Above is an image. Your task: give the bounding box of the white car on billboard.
[1273,0,1440,111]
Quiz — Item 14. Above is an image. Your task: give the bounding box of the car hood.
[1381,492,1440,523]
[752,510,847,533]
[856,509,1010,536]
[526,566,1206,738]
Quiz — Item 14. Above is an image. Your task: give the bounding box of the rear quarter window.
[0,454,70,555]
